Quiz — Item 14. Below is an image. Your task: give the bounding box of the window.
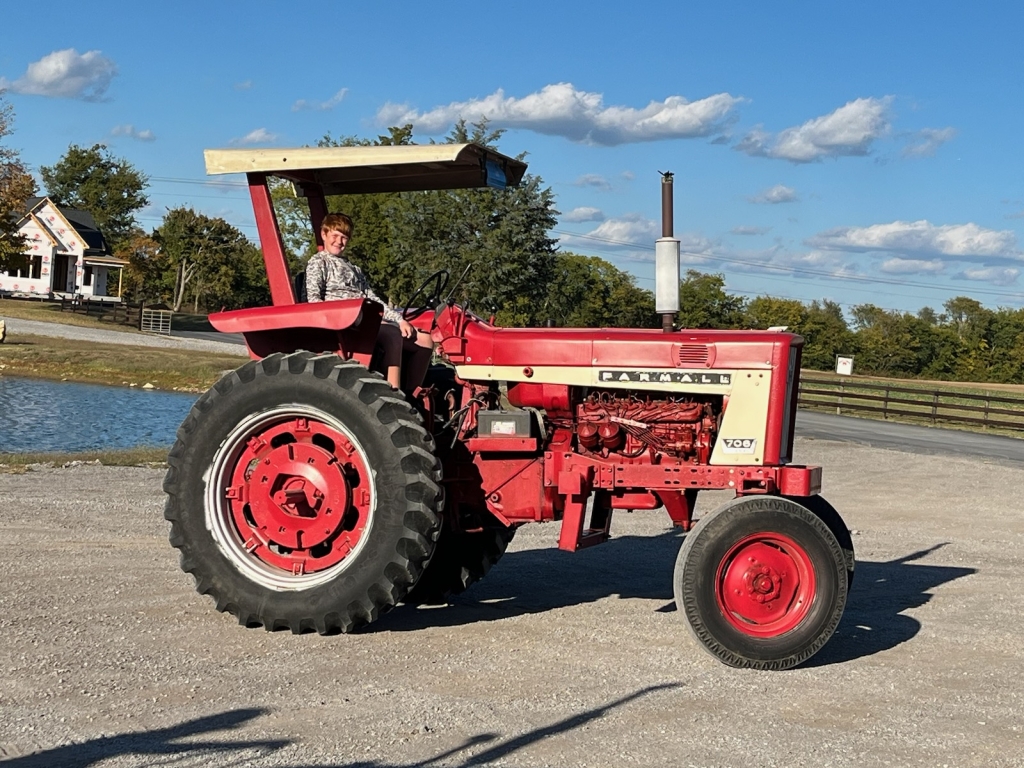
[83,266,93,286]
[28,256,41,280]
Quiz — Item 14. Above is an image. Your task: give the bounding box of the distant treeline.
[671,270,1024,384]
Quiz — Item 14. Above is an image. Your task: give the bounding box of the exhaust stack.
[656,171,680,332]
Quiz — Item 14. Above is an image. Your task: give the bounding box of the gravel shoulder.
[2,436,1023,767]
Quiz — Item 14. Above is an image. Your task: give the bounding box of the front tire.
[674,495,847,670]
[163,352,443,634]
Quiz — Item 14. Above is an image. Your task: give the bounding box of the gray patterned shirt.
[305,251,402,323]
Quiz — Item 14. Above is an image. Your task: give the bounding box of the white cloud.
[583,213,660,246]
[955,266,1020,286]
[561,207,606,223]
[111,124,155,142]
[0,48,117,101]
[731,225,772,236]
[559,214,715,268]
[230,128,279,145]
[807,220,1019,259]
[878,257,945,275]
[736,97,891,163]
[748,184,798,204]
[903,127,956,158]
[771,249,858,277]
[234,80,253,91]
[292,88,348,112]
[377,83,742,145]
[573,174,612,191]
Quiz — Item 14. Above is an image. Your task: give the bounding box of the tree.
[0,94,37,272]
[41,143,148,251]
[744,296,806,331]
[544,252,656,328]
[800,300,854,370]
[676,270,746,329]
[154,207,266,312]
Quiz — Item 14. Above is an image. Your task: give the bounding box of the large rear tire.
[404,518,516,605]
[162,352,443,634]
[674,495,847,670]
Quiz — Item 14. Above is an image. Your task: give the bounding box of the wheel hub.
[222,415,373,576]
[716,533,815,637]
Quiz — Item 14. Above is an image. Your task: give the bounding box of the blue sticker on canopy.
[485,159,507,189]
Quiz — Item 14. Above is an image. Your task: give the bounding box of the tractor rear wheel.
[674,495,847,670]
[162,351,443,634]
[404,517,516,605]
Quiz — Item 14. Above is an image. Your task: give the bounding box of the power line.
[554,228,1024,302]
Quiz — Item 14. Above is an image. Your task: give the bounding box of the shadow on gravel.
[382,534,974,669]
[806,543,975,667]
[277,683,681,768]
[3,708,288,767]
[378,529,684,633]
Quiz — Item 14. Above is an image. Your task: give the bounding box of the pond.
[0,375,198,453]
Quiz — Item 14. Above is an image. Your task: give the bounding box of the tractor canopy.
[204,143,529,195]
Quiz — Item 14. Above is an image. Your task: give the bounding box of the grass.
[0,446,170,473]
[0,333,242,392]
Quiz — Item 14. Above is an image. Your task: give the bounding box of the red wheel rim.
[715,532,816,637]
[219,413,373,580]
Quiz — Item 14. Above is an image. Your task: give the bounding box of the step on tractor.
[163,143,855,671]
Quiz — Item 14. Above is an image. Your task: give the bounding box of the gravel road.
[2,436,1023,767]
[0,317,248,356]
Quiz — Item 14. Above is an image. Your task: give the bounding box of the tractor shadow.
[0,686,682,768]
[380,529,684,631]
[381,536,975,667]
[0,708,289,767]
[804,542,975,667]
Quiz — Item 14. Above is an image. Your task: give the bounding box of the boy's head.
[321,213,353,255]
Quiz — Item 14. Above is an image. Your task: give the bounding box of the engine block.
[576,391,719,463]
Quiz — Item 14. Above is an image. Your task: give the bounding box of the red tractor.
[163,143,854,670]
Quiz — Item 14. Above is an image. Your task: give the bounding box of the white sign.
[836,356,854,376]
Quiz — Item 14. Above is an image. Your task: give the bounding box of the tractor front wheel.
[674,495,847,670]
[162,352,443,634]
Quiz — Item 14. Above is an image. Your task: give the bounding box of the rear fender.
[209,299,383,361]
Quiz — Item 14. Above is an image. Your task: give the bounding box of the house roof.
[25,197,110,254]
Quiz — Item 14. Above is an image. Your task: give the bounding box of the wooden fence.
[58,296,151,330]
[798,372,1024,432]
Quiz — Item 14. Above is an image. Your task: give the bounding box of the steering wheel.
[402,269,450,321]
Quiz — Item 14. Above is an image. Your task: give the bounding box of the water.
[0,375,198,453]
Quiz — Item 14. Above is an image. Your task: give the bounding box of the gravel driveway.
[1,317,248,356]
[1,436,1022,767]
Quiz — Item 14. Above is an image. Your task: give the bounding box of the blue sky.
[2,1,1023,317]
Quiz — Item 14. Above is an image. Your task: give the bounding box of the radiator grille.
[678,344,710,366]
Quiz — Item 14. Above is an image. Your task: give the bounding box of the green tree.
[744,296,807,331]
[849,305,923,376]
[40,143,149,251]
[676,270,746,329]
[154,207,266,312]
[544,251,656,328]
[0,94,37,272]
[800,300,854,370]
